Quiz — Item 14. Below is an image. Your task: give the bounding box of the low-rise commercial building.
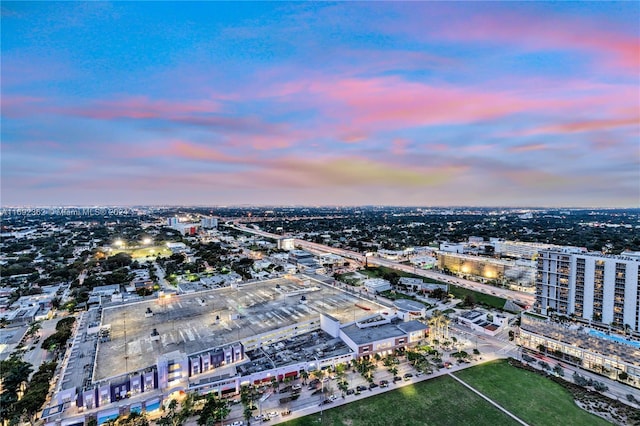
[44,276,430,426]
[362,278,392,294]
[519,313,640,390]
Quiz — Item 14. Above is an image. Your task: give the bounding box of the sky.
[1,1,639,208]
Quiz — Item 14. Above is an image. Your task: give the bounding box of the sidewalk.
[265,355,502,425]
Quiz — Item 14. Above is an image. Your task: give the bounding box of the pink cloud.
[391,138,409,155]
[402,8,640,74]
[463,144,497,153]
[294,76,574,131]
[167,140,236,163]
[76,96,221,120]
[0,96,45,117]
[518,116,640,137]
[227,132,305,150]
[508,143,548,153]
[340,134,368,144]
[424,143,449,152]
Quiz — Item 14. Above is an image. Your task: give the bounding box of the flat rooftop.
[521,316,640,365]
[235,329,351,378]
[393,299,425,311]
[342,320,415,346]
[94,276,382,381]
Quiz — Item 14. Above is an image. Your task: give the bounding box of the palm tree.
[27,321,42,338]
[337,379,349,397]
[312,369,325,382]
[300,370,309,385]
[243,406,253,425]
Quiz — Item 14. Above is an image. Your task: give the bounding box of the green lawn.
[360,266,444,284]
[448,285,507,310]
[454,359,610,426]
[282,375,519,426]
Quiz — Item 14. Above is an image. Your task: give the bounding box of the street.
[231,225,535,307]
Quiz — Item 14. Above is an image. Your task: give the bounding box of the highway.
[231,224,535,307]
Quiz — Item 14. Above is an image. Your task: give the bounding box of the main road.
[231,224,535,307]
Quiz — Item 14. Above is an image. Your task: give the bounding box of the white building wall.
[320,314,341,338]
[582,258,595,322]
[624,266,639,329]
[602,260,616,325]
[538,250,640,331]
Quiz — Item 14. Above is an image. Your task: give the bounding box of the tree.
[552,365,564,377]
[243,406,253,425]
[300,370,309,385]
[270,377,280,393]
[27,321,42,338]
[117,412,149,426]
[337,380,349,397]
[16,361,56,423]
[312,369,325,383]
[197,394,229,426]
[462,294,476,307]
[157,399,180,426]
[431,288,447,300]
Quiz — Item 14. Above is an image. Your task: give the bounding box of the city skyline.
[2,2,639,207]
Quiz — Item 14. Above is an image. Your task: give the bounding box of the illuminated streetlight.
[142,238,152,245]
[115,239,124,248]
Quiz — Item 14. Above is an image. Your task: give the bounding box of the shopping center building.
[43,275,428,426]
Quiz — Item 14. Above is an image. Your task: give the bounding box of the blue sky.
[2,1,639,207]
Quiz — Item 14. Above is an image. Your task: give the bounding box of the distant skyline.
[1,2,639,207]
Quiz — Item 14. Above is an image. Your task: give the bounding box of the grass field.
[282,375,519,426]
[110,246,172,259]
[448,285,507,310]
[454,359,611,426]
[360,266,444,284]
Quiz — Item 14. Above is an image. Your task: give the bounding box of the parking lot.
[95,276,382,380]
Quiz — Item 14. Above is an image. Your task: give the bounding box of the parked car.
[393,376,402,382]
[356,385,368,392]
[379,380,389,388]
[346,389,355,395]
[369,382,378,389]
[403,373,413,380]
